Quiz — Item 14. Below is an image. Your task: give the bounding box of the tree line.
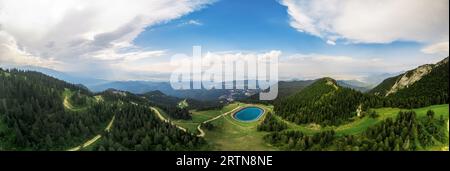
[257,112,288,132]
[263,110,448,151]
[264,130,335,151]
[0,69,113,150]
[0,69,207,151]
[92,103,205,151]
[274,79,366,126]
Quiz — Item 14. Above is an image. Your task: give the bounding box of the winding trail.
[63,95,75,110]
[66,94,114,151]
[150,107,187,132]
[196,105,243,137]
[67,116,115,151]
[105,115,115,132]
[150,106,243,137]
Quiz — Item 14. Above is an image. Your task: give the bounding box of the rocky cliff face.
[384,57,449,97]
[324,77,339,90]
[385,64,433,96]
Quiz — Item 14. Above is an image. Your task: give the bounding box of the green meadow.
[203,104,277,151]
[162,102,448,151]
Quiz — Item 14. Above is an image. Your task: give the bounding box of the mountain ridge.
[274,77,366,126]
[370,57,449,97]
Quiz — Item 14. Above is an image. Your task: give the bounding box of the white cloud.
[188,20,202,25]
[0,31,63,69]
[278,53,432,81]
[186,19,203,26]
[326,40,336,46]
[89,48,166,62]
[105,50,282,81]
[68,48,437,81]
[131,50,433,82]
[0,0,213,73]
[421,41,449,56]
[280,0,449,44]
[177,19,203,27]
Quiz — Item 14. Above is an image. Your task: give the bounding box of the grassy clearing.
[158,103,242,133]
[192,103,240,122]
[153,107,196,133]
[62,89,98,111]
[177,99,189,109]
[0,70,11,77]
[63,89,84,111]
[268,104,448,151]
[337,104,449,135]
[94,95,104,102]
[152,102,448,151]
[157,102,276,150]
[277,104,449,136]
[203,103,277,151]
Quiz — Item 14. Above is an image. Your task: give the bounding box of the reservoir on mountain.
[233,107,264,122]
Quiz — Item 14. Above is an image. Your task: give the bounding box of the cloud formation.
[277,53,437,81]
[181,19,203,26]
[152,50,435,82]
[421,41,450,56]
[0,0,446,82]
[280,0,449,45]
[0,0,213,72]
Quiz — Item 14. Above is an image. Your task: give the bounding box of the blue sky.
[135,0,319,53]
[130,0,448,81]
[134,0,425,57]
[0,0,448,81]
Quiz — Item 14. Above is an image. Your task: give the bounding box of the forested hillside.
[369,76,401,96]
[141,91,224,120]
[384,58,449,108]
[274,78,366,126]
[241,80,314,104]
[0,69,113,150]
[264,110,448,151]
[92,104,204,151]
[142,90,224,111]
[0,69,204,151]
[370,57,449,108]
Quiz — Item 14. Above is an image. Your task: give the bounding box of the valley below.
[0,57,449,151]
[153,102,449,151]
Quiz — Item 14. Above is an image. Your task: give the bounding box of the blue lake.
[233,107,264,122]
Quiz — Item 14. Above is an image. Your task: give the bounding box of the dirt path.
[196,125,205,137]
[67,116,115,151]
[196,106,243,137]
[105,115,115,132]
[150,107,187,132]
[63,95,75,110]
[151,105,243,137]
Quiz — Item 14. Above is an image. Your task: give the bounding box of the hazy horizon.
[1,0,448,82]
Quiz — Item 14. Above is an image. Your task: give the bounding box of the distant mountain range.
[8,65,110,87]
[1,56,448,151]
[337,80,371,92]
[141,90,225,111]
[1,63,416,101]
